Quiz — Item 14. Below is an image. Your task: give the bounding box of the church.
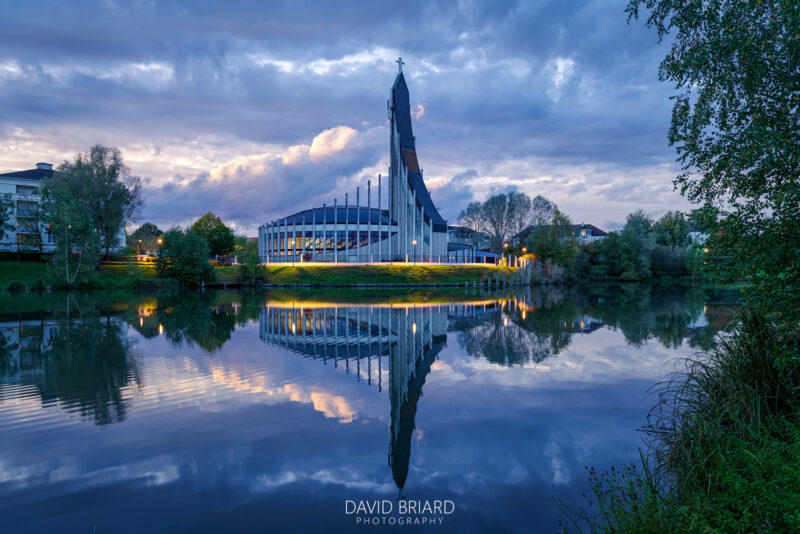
[257,59,473,264]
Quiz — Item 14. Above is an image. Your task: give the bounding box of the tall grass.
[559,309,800,533]
[646,310,799,491]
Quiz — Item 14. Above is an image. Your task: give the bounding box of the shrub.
[237,255,268,285]
[155,230,215,285]
[649,245,688,278]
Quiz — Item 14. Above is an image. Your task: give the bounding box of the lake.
[0,284,739,533]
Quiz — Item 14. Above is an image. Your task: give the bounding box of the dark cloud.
[0,0,687,234]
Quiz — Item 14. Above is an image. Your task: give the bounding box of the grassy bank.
[215,264,515,286]
[0,261,174,290]
[0,261,514,290]
[560,310,800,532]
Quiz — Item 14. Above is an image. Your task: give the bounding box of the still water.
[0,284,738,533]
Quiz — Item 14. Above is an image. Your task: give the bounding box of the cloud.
[143,126,383,233]
[0,0,688,235]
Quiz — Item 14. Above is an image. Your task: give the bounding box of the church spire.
[395,56,405,74]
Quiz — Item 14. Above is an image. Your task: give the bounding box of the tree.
[530,195,558,227]
[190,212,235,256]
[628,0,800,317]
[155,229,215,284]
[40,180,101,287]
[481,194,512,251]
[507,192,533,238]
[597,210,656,280]
[527,211,579,270]
[0,194,13,242]
[129,222,163,254]
[653,211,689,248]
[457,201,487,234]
[457,192,559,252]
[56,145,143,259]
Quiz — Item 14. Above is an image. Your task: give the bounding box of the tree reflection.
[0,295,140,426]
[42,307,138,425]
[129,291,239,353]
[454,283,739,367]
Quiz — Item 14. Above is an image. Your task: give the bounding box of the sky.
[0,0,692,236]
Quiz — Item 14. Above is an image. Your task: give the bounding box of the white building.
[0,163,56,253]
[0,162,126,255]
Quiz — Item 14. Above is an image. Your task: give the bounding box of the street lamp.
[503,243,508,266]
[412,239,418,266]
[157,237,163,245]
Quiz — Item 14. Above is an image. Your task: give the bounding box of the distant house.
[513,222,608,246]
[574,223,607,244]
[687,224,708,245]
[0,163,56,253]
[0,162,126,255]
[447,225,497,263]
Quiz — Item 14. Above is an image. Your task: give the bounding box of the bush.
[155,230,216,285]
[649,245,688,278]
[237,255,268,285]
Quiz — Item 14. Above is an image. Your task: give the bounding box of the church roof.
[391,72,447,233]
[273,206,392,226]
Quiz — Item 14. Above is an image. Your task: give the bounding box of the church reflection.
[258,298,522,495]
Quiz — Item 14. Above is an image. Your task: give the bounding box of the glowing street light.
[412,239,418,266]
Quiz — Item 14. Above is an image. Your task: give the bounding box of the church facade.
[257,60,468,263]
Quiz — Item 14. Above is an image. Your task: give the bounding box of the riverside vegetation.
[558,1,800,532]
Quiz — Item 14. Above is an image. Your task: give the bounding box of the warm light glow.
[503,243,508,248]
[522,310,526,320]
[412,239,417,246]
[157,238,163,245]
[139,317,143,327]
[412,322,417,334]
[503,317,508,327]
[703,247,709,253]
[158,323,164,335]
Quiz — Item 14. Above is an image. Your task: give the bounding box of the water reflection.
[0,284,739,533]
[255,284,737,497]
[0,295,140,425]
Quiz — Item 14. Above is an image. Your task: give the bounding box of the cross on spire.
[396,57,405,74]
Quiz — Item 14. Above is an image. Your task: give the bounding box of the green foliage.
[562,310,800,533]
[649,245,688,278]
[128,222,162,253]
[0,193,15,241]
[40,180,101,286]
[155,229,215,284]
[527,211,579,271]
[237,254,268,285]
[190,212,235,256]
[596,210,656,280]
[627,0,800,319]
[652,211,689,248]
[55,145,143,258]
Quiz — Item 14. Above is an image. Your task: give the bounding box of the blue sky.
[0,0,690,235]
